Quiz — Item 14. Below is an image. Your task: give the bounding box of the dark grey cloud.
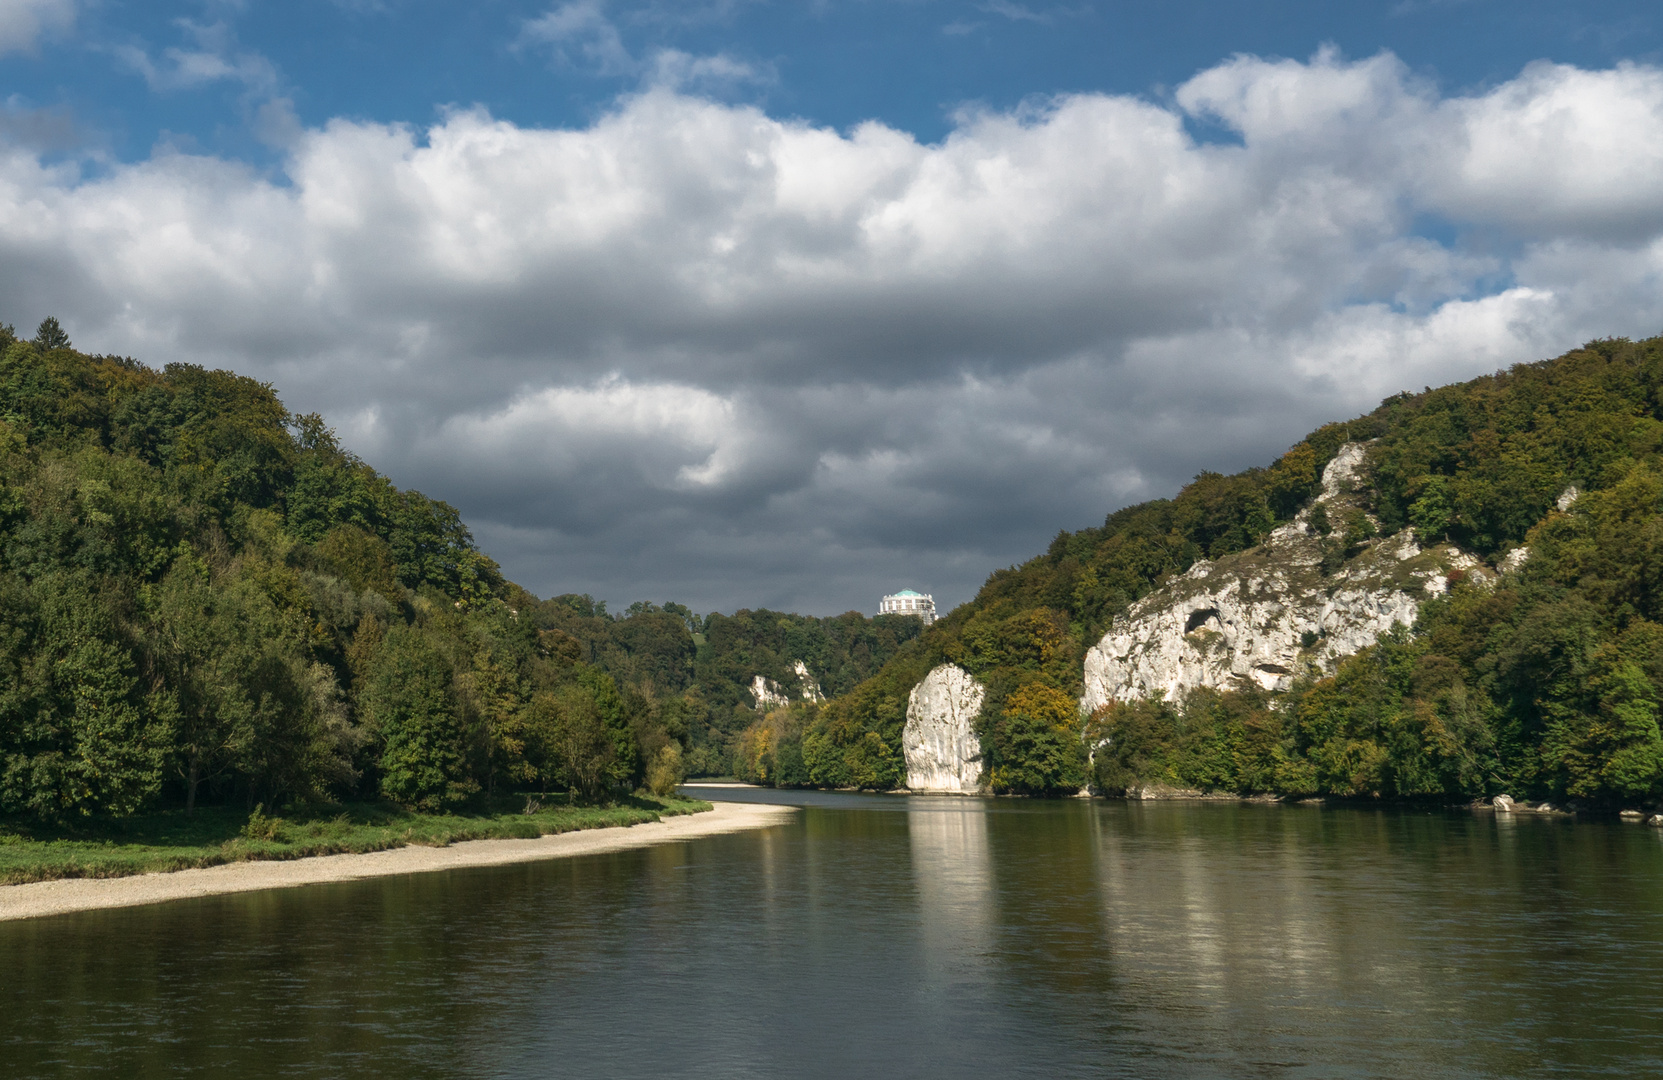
[1,50,1661,615]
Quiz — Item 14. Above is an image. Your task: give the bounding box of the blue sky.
[0,1,1660,616]
[10,1,1659,164]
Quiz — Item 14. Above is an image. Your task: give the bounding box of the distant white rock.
[750,675,791,710]
[903,664,987,793]
[750,660,826,710]
[793,660,825,703]
[1081,442,1488,713]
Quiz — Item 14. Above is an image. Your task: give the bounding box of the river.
[3,789,1661,1078]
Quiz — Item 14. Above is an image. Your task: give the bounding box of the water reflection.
[907,802,995,980]
[4,795,1662,1079]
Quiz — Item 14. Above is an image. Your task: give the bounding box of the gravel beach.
[0,800,798,923]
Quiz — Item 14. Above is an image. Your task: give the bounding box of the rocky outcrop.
[750,660,827,710]
[750,675,791,710]
[902,664,986,793]
[1082,443,1489,713]
[793,660,824,703]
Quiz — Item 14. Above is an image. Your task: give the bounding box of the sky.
[0,1,1660,618]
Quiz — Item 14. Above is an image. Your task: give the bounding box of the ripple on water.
[2,794,1661,1079]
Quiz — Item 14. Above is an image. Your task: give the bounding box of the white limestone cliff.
[750,675,791,710]
[793,660,825,703]
[1081,442,1489,713]
[903,664,987,793]
[751,661,827,710]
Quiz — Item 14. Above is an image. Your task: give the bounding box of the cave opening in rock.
[1185,608,1221,634]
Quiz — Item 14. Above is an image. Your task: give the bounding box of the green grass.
[0,793,714,886]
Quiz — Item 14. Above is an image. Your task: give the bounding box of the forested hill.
[528,598,921,776]
[0,319,914,821]
[741,336,1663,808]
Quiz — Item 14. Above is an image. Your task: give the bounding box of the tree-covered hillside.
[0,320,920,820]
[741,336,1663,807]
[525,597,922,775]
[0,319,655,820]
[16,315,1656,813]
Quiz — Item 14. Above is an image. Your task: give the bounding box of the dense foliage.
[0,320,924,820]
[744,337,1663,806]
[0,321,690,820]
[524,596,923,776]
[15,316,1659,811]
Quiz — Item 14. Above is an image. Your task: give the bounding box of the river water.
[3,789,1661,1078]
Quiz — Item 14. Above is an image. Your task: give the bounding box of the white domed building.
[880,589,936,624]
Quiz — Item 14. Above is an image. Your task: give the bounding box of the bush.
[646,743,685,796]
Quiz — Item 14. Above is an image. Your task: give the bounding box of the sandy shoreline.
[0,800,798,923]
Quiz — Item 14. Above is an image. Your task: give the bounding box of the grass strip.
[0,794,714,886]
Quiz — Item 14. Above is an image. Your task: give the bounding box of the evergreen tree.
[31,317,69,352]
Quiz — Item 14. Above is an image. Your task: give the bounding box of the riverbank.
[0,799,799,922]
[0,795,716,886]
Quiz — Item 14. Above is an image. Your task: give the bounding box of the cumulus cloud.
[0,49,1661,613]
[0,0,74,55]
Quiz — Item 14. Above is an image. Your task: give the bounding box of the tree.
[461,647,524,796]
[144,557,259,813]
[0,571,172,819]
[575,664,639,786]
[0,340,542,817]
[32,317,69,352]
[987,683,1087,795]
[543,685,614,800]
[1086,696,1176,794]
[363,625,476,810]
[1408,475,1453,540]
[646,742,684,795]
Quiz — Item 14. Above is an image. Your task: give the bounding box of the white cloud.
[519,1,769,92]
[975,1,1090,26]
[1435,61,1663,237]
[0,0,73,55]
[521,0,636,77]
[423,377,751,490]
[2,50,1663,611]
[1181,49,1663,240]
[980,1,1052,24]
[115,20,279,97]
